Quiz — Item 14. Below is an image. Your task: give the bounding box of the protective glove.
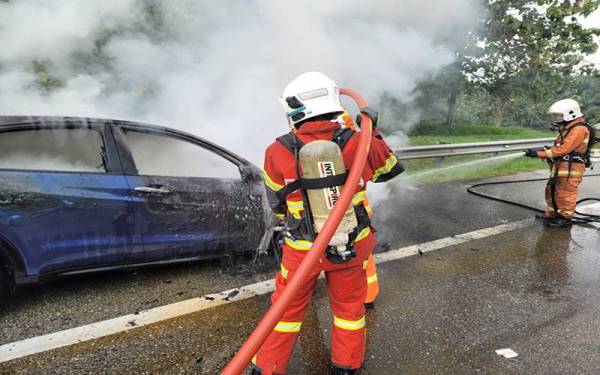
[356,106,378,129]
[524,149,539,158]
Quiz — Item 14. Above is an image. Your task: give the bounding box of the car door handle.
[134,186,172,194]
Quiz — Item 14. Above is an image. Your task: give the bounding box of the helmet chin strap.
[551,121,566,131]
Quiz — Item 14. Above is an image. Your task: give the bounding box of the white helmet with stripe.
[279,72,344,128]
[548,98,584,123]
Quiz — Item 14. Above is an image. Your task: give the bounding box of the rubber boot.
[332,365,360,374]
[544,216,572,228]
[364,302,375,309]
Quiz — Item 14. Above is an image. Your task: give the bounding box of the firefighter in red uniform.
[525,98,591,228]
[253,72,404,375]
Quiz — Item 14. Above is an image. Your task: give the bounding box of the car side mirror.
[239,165,262,183]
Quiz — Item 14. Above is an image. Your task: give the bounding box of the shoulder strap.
[276,132,304,153]
[331,127,355,150]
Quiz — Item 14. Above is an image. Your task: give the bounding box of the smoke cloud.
[0,0,481,164]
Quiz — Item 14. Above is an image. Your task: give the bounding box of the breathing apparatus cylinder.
[589,123,600,165]
[299,140,357,259]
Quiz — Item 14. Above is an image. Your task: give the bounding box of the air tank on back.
[590,123,600,165]
[299,140,357,249]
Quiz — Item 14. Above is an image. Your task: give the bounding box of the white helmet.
[548,98,584,123]
[279,72,344,128]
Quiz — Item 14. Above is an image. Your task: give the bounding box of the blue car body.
[0,116,266,290]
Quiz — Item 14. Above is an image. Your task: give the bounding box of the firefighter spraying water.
[523,99,596,227]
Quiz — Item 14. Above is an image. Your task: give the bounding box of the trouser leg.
[326,264,367,370]
[254,266,319,374]
[555,176,582,220]
[364,254,379,305]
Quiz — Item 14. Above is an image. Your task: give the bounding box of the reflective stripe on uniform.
[333,316,366,331]
[284,236,313,251]
[363,260,368,269]
[583,138,589,144]
[280,263,289,279]
[355,227,371,242]
[252,355,257,365]
[352,191,373,216]
[275,213,285,219]
[557,209,574,216]
[367,273,378,285]
[263,171,284,191]
[284,228,369,251]
[372,154,398,182]
[274,321,303,333]
[286,200,304,219]
[557,170,584,177]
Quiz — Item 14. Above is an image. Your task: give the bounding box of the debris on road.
[495,348,518,359]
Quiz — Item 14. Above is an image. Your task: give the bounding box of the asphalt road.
[3,218,600,374]
[2,171,600,374]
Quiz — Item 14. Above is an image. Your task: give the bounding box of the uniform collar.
[564,117,586,130]
[295,120,340,134]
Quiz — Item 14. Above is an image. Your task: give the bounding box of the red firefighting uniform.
[537,118,590,220]
[364,254,379,305]
[256,120,402,374]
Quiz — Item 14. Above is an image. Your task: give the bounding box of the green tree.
[463,0,600,127]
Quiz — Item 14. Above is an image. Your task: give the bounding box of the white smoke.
[0,0,481,164]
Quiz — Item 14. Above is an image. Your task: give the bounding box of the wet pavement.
[3,221,600,374]
[2,171,600,374]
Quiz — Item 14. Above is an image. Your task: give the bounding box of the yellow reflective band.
[333,316,366,331]
[274,321,302,333]
[557,170,584,177]
[352,191,367,205]
[372,154,398,181]
[363,260,368,269]
[546,207,556,212]
[252,355,257,365]
[280,264,289,279]
[583,139,589,144]
[263,171,284,192]
[275,213,285,219]
[355,227,371,242]
[545,149,554,159]
[353,191,373,216]
[287,200,304,219]
[367,273,378,285]
[557,209,574,215]
[284,236,313,251]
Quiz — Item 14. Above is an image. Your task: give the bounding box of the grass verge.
[403,125,553,183]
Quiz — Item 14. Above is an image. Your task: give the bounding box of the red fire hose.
[221,88,372,374]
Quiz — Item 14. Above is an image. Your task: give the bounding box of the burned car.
[0,116,267,298]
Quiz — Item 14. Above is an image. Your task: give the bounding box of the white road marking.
[0,218,533,363]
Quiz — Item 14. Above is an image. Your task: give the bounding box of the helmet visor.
[551,113,564,123]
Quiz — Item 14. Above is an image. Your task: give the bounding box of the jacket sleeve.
[537,127,589,159]
[367,130,405,183]
[263,144,286,219]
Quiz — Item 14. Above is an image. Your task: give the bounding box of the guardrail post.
[435,156,445,168]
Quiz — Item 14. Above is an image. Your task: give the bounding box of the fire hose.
[467,171,600,224]
[221,88,373,374]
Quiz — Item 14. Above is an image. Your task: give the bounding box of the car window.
[0,128,107,173]
[122,130,240,179]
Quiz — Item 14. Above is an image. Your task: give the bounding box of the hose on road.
[467,173,600,224]
[221,88,373,375]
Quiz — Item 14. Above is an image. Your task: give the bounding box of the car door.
[0,123,135,277]
[112,125,264,262]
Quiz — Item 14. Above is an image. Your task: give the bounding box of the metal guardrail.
[395,137,555,160]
